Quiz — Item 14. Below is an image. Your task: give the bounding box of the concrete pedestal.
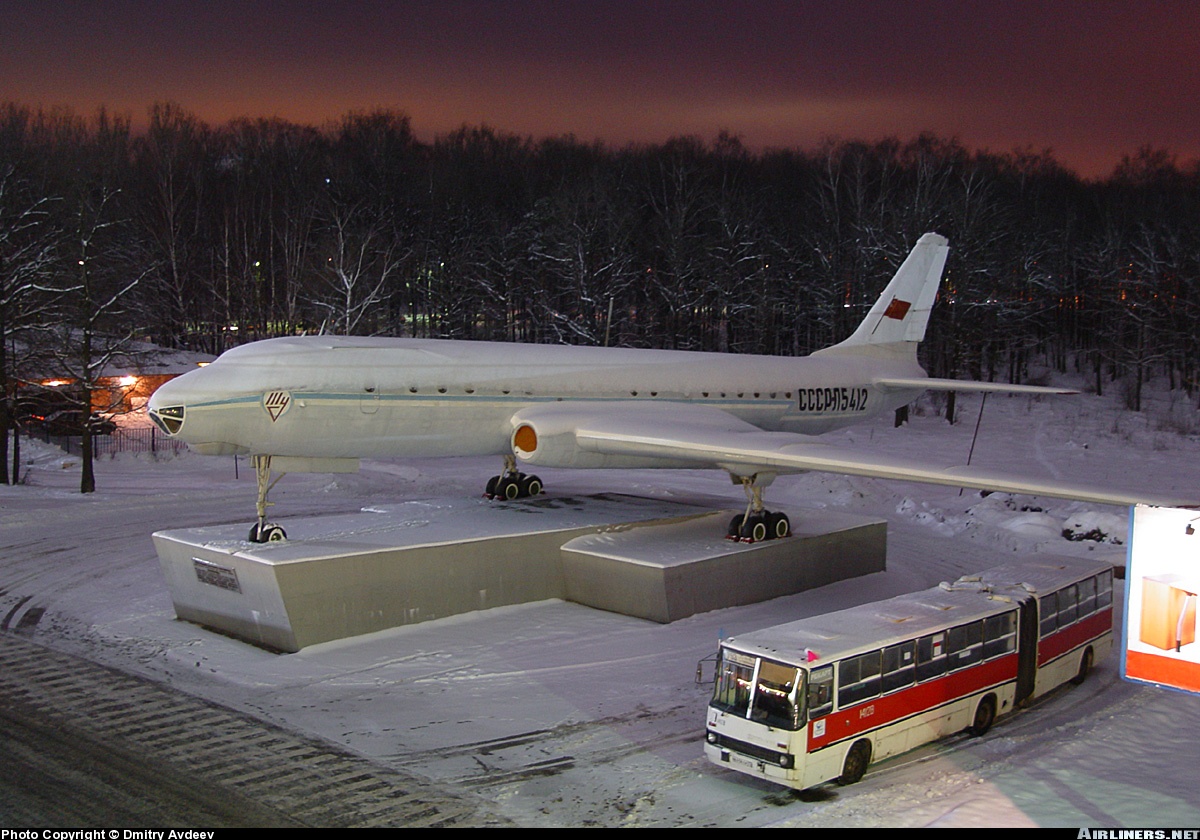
[153,494,886,651]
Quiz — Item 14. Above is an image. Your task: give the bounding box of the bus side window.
[807,665,834,720]
[916,632,947,681]
[1039,592,1059,637]
[1097,569,1113,609]
[838,650,881,708]
[1057,583,1079,626]
[1078,576,1097,617]
[983,610,1016,659]
[946,620,983,669]
[881,640,916,693]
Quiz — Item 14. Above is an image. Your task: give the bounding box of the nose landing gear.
[248,455,288,543]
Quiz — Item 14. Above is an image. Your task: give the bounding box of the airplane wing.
[874,377,1080,396]
[511,403,1191,508]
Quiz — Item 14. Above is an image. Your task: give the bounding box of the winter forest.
[2,102,1199,483]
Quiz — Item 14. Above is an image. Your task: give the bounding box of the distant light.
[43,379,68,387]
[196,362,209,367]
[117,375,137,387]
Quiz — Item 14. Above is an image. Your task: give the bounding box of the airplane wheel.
[484,475,500,498]
[740,514,768,543]
[502,478,521,500]
[249,523,287,543]
[727,514,744,538]
[769,512,791,539]
[521,475,542,497]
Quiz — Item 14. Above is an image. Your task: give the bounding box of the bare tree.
[0,165,60,483]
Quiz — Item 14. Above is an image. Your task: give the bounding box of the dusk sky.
[3,0,1197,179]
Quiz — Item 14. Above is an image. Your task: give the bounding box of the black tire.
[740,514,768,543]
[970,694,996,736]
[837,740,871,786]
[502,479,520,500]
[484,475,500,498]
[1070,647,1094,686]
[521,475,542,497]
[727,514,744,538]
[769,511,790,539]
[248,523,287,543]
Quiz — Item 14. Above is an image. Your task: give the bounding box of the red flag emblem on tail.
[883,297,912,320]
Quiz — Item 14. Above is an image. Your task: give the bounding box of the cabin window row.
[1038,570,1113,638]
[369,388,796,400]
[834,611,1018,709]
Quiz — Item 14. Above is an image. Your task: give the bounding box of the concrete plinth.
[561,510,887,623]
[153,494,886,651]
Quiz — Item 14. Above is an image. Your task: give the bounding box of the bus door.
[1015,595,1038,704]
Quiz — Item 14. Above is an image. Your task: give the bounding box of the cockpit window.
[149,405,184,436]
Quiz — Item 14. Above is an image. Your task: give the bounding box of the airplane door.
[361,380,380,414]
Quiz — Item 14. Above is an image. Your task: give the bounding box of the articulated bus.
[704,556,1114,790]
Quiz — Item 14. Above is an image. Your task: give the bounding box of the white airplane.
[148,233,1185,542]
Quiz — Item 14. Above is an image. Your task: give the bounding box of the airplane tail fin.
[818,232,948,354]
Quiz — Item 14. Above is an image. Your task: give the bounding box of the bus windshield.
[712,650,805,730]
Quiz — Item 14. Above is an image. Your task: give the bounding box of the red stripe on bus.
[1038,610,1112,667]
[807,654,1018,752]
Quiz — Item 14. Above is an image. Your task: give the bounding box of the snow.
[2,377,1199,827]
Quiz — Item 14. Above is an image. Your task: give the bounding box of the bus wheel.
[837,740,871,786]
[1070,647,1094,686]
[970,694,996,736]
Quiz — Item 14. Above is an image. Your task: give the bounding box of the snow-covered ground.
[2,374,1198,828]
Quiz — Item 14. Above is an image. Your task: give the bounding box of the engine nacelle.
[509,409,696,470]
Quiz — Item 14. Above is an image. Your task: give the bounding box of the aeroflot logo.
[262,390,292,422]
[797,387,869,413]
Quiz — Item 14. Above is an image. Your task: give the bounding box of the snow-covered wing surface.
[875,377,1079,396]
[522,403,1192,508]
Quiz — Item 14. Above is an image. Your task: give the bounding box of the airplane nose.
[147,379,186,436]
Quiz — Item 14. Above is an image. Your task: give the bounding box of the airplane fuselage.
[150,335,928,462]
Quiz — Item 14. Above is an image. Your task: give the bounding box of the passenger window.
[983,611,1017,659]
[916,631,947,681]
[946,621,983,669]
[1058,584,1079,625]
[1039,593,1059,637]
[1097,570,1113,609]
[1078,576,1097,617]
[838,650,881,708]
[807,665,834,720]
[881,640,916,692]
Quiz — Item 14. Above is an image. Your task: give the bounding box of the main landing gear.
[248,454,288,543]
[483,454,543,501]
[726,476,791,543]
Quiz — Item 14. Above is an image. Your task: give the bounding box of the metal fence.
[26,426,190,458]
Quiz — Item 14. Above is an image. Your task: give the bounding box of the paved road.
[0,631,510,827]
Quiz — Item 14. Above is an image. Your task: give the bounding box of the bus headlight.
[706,730,718,744]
